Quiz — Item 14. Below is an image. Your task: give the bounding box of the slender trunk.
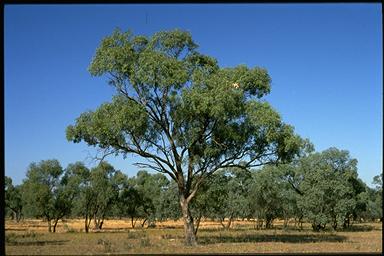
[84,215,89,233]
[283,215,289,228]
[265,216,273,229]
[87,217,92,232]
[131,216,135,228]
[141,218,148,228]
[85,215,88,233]
[53,219,59,233]
[226,216,233,230]
[99,218,104,230]
[93,213,99,230]
[180,196,197,246]
[11,210,21,223]
[298,215,303,230]
[194,213,202,236]
[85,214,92,233]
[47,219,52,233]
[95,216,103,230]
[255,218,263,230]
[16,211,22,222]
[220,217,226,229]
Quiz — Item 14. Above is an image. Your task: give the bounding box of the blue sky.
[5,4,382,186]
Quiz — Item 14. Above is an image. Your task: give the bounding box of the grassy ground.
[5,218,383,254]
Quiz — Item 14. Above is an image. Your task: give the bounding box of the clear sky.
[5,4,382,186]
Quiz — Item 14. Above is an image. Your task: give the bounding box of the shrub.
[139,237,151,247]
[97,238,113,253]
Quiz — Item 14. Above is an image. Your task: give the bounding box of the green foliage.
[4,176,23,221]
[65,28,309,245]
[296,148,360,231]
[248,165,293,228]
[356,174,383,221]
[114,170,169,226]
[21,160,63,219]
[155,182,182,221]
[372,174,383,220]
[67,28,304,183]
[20,159,81,232]
[74,161,123,230]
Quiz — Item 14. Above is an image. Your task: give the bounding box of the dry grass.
[5,218,383,254]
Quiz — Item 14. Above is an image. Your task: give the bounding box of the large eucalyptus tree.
[66,29,304,245]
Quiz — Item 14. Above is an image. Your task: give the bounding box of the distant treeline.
[5,147,382,234]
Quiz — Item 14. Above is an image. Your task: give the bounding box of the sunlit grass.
[5,219,382,254]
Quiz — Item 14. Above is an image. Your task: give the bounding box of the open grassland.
[5,219,383,254]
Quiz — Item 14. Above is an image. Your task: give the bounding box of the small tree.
[67,162,93,232]
[156,181,182,221]
[116,183,142,228]
[5,176,23,222]
[248,166,285,229]
[66,29,304,245]
[372,174,383,221]
[21,159,78,232]
[70,161,122,232]
[91,162,122,230]
[297,148,359,231]
[129,170,169,227]
[192,170,230,230]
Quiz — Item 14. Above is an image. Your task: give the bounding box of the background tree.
[4,176,23,222]
[21,159,78,232]
[67,162,94,232]
[191,170,229,231]
[203,168,251,229]
[370,174,383,221]
[70,161,123,232]
[129,170,170,227]
[115,182,142,227]
[66,28,305,245]
[297,148,360,231]
[90,162,122,230]
[155,181,182,221]
[248,166,286,229]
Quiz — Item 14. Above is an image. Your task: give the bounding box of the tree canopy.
[66,28,306,245]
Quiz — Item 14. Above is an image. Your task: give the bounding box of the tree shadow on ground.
[340,225,375,232]
[200,226,307,233]
[198,233,347,244]
[5,228,28,231]
[6,240,69,246]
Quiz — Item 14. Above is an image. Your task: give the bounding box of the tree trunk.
[94,216,104,230]
[255,218,263,230]
[283,217,289,228]
[141,218,148,228]
[48,219,52,233]
[16,211,22,222]
[220,217,226,229]
[85,214,92,233]
[131,216,135,228]
[265,217,270,229]
[53,219,59,233]
[194,213,202,235]
[84,215,89,233]
[99,219,104,230]
[226,216,233,230]
[180,196,197,246]
[93,213,99,230]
